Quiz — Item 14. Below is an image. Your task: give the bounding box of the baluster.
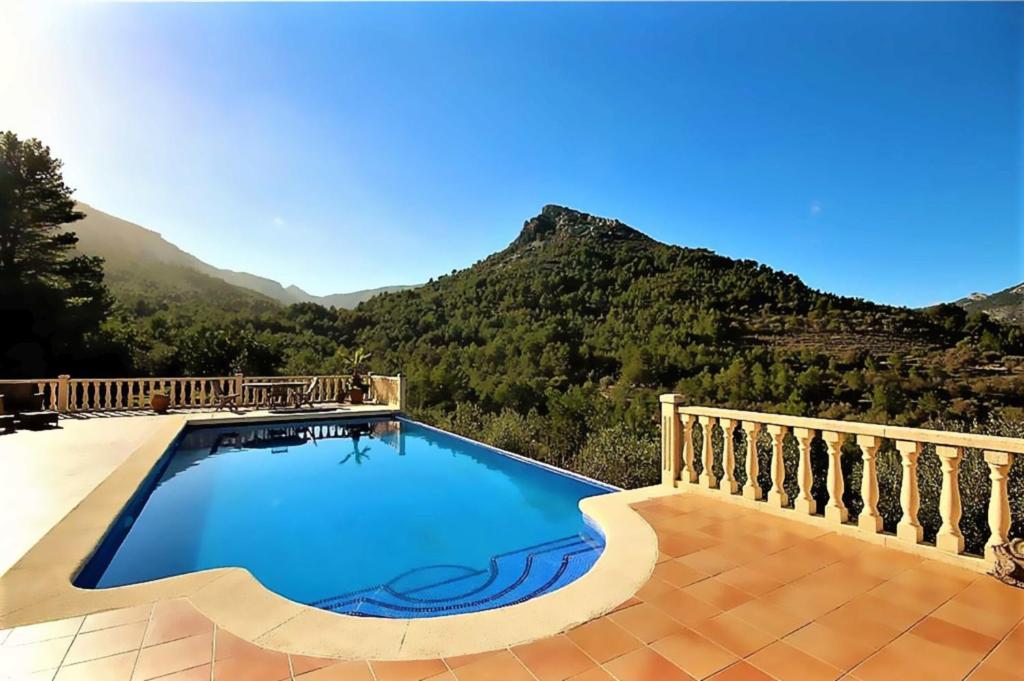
[681,415,698,483]
[104,380,112,410]
[741,421,763,500]
[935,445,965,554]
[720,418,739,494]
[200,379,207,407]
[660,396,683,486]
[856,435,883,532]
[698,416,719,489]
[792,427,817,514]
[822,431,849,523]
[984,450,1015,561]
[766,424,789,508]
[114,381,122,410]
[895,441,923,543]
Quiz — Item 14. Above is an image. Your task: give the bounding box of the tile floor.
[1,493,1022,681]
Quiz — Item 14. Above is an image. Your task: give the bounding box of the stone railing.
[660,397,1023,569]
[2,374,406,413]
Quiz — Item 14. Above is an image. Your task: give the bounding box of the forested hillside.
[342,206,1023,419]
[71,202,412,311]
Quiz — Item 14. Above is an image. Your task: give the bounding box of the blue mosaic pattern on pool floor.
[311,533,605,618]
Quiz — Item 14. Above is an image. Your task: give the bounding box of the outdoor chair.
[293,377,319,409]
[211,381,240,412]
[0,383,58,430]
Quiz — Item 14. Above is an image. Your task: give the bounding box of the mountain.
[955,282,1024,323]
[342,205,1023,424]
[70,203,413,309]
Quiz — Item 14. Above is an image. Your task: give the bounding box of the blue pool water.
[76,418,613,618]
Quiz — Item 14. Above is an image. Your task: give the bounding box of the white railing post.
[792,427,817,515]
[896,440,924,544]
[766,424,789,508]
[935,445,965,554]
[698,415,719,489]
[682,414,698,483]
[822,431,849,523]
[660,395,683,486]
[984,450,1014,561]
[741,421,763,500]
[720,418,739,494]
[856,435,883,533]
[56,374,70,413]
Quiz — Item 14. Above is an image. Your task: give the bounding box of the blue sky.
[2,2,1021,306]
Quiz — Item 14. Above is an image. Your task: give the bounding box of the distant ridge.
[954,281,1024,323]
[70,203,415,308]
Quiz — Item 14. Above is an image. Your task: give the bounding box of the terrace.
[0,381,1021,681]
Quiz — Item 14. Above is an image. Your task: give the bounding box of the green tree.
[0,131,113,376]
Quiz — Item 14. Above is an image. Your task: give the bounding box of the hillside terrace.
[0,376,1020,681]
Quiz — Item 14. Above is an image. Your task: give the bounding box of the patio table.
[241,381,308,408]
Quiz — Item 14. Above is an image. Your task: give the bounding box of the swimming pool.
[76,417,614,618]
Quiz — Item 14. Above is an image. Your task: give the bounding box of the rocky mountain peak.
[510,205,651,250]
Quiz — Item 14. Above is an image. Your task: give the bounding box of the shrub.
[573,424,660,489]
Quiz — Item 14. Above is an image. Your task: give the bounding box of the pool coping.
[0,410,668,659]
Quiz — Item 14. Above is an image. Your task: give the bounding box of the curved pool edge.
[0,411,673,660]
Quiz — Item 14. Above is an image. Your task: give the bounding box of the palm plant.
[345,347,372,402]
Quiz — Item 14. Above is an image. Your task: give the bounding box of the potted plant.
[150,390,170,414]
[347,348,372,404]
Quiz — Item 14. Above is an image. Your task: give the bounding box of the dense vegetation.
[3,133,1022,548]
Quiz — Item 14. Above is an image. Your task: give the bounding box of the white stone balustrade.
[660,399,1024,570]
[6,373,407,413]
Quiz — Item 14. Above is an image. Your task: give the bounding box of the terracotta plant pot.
[151,393,170,414]
[349,387,364,405]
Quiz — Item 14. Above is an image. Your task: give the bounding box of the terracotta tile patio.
[1,492,1022,681]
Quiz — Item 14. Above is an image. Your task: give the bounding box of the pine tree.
[0,131,111,376]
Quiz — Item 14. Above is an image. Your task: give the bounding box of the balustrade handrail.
[674,404,1024,454]
[0,373,406,413]
[661,396,1021,569]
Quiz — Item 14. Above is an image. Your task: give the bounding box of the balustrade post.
[682,414,698,483]
[235,373,244,406]
[822,431,849,523]
[766,424,789,508]
[659,395,684,486]
[792,427,817,514]
[720,418,739,494]
[741,421,763,500]
[935,445,965,554]
[397,373,407,411]
[984,450,1015,561]
[895,440,924,544]
[698,415,719,489]
[856,435,883,533]
[57,374,70,413]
